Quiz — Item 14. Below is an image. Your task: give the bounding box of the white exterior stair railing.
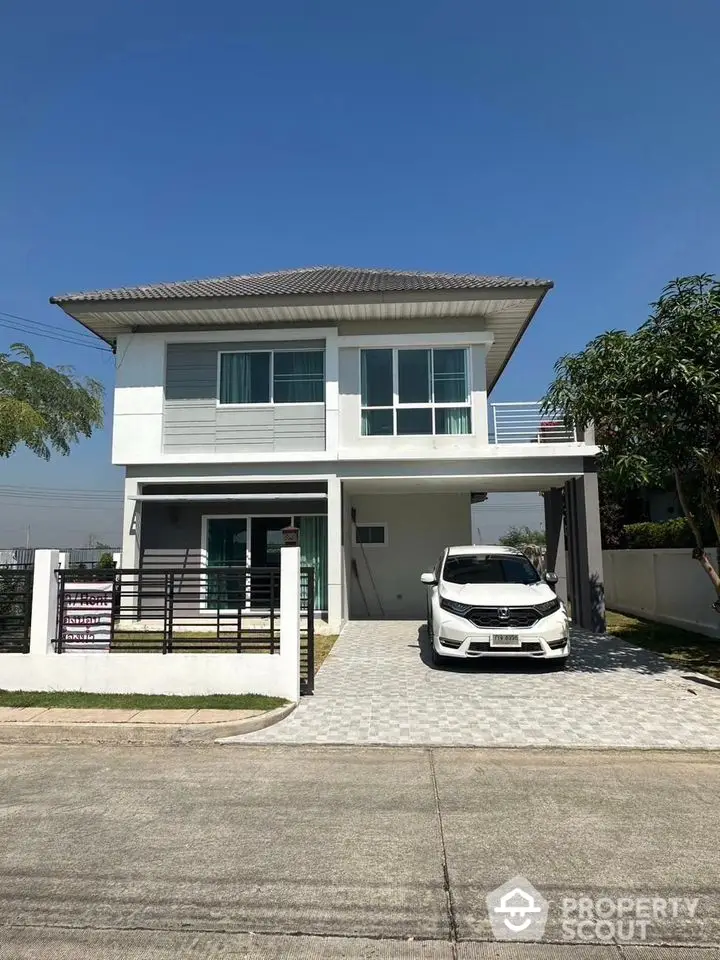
[490,402,577,444]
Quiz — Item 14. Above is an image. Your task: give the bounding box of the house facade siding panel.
[163,341,326,453]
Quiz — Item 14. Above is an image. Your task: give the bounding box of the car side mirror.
[545,572,559,585]
[420,572,437,586]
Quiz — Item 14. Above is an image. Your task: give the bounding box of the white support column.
[58,552,68,570]
[326,475,343,632]
[324,329,339,459]
[280,543,301,702]
[121,474,141,568]
[120,476,140,619]
[29,549,60,656]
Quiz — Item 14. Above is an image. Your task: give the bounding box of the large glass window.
[219,350,324,404]
[360,347,471,436]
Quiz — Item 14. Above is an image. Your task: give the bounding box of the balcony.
[489,402,578,445]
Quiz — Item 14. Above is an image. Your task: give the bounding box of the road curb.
[0,703,296,746]
[215,702,297,743]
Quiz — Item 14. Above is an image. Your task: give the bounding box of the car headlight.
[535,597,561,617]
[440,597,472,617]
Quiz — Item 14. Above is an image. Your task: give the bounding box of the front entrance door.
[250,516,291,608]
[206,517,248,609]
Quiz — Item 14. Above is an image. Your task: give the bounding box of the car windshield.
[442,554,541,585]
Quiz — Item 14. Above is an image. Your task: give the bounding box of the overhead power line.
[0,310,111,352]
[0,486,123,504]
[0,310,97,340]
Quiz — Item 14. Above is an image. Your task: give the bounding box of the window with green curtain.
[361,349,393,406]
[435,407,471,435]
[398,349,430,403]
[361,349,394,436]
[362,409,393,436]
[297,515,327,611]
[360,346,471,437]
[219,352,270,404]
[397,408,433,435]
[433,349,467,403]
[273,351,324,403]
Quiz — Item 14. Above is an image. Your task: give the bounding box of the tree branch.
[675,469,720,597]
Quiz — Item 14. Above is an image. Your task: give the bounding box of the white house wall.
[347,491,471,619]
[604,548,720,639]
[111,324,522,467]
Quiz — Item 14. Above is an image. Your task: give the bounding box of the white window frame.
[359,346,473,437]
[353,522,388,548]
[216,347,325,408]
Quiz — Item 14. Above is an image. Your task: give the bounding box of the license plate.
[491,634,521,648]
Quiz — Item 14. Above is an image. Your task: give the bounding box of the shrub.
[623,517,717,549]
[97,552,116,569]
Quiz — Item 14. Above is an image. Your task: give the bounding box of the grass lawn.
[0,690,287,711]
[314,634,338,672]
[606,610,720,681]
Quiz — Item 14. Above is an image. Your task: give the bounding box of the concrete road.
[0,745,718,959]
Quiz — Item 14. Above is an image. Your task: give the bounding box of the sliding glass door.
[249,517,291,609]
[206,517,248,610]
[204,514,328,612]
[297,515,328,611]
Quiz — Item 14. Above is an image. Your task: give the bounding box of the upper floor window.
[360,347,471,436]
[219,350,324,405]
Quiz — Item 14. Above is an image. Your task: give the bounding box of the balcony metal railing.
[490,402,578,444]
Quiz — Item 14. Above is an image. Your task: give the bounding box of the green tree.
[0,344,103,459]
[498,525,546,548]
[543,274,720,601]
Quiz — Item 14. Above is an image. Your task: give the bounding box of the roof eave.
[487,284,552,394]
[50,281,552,315]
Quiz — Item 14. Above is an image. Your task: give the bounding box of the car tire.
[430,643,446,666]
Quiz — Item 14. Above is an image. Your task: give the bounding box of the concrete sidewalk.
[0,745,717,958]
[0,704,293,744]
[0,706,264,724]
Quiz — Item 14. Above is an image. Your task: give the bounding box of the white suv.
[421,545,570,667]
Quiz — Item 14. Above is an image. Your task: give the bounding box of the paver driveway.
[239,621,720,747]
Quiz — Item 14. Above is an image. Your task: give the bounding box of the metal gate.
[300,566,315,695]
[0,567,33,653]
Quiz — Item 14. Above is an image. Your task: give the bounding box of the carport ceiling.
[342,477,568,494]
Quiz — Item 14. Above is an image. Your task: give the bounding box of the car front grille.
[468,640,543,653]
[466,606,540,628]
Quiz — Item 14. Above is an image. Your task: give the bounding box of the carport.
[338,449,605,633]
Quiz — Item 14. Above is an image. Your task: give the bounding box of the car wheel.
[548,656,568,671]
[431,643,446,666]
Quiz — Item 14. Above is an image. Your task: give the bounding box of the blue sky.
[1,0,719,544]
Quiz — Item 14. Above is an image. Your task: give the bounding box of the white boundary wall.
[603,548,720,640]
[0,548,302,701]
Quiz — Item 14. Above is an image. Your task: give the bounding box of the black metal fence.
[0,547,120,570]
[300,566,315,695]
[53,564,317,695]
[55,566,281,654]
[0,568,33,653]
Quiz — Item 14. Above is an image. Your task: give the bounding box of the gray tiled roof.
[50,266,552,304]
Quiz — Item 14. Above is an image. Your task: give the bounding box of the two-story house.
[51,267,605,633]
